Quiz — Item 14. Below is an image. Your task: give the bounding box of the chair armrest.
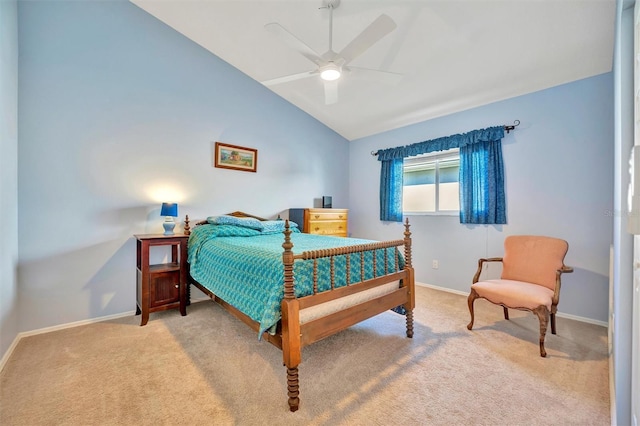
[552,265,573,305]
[472,257,503,283]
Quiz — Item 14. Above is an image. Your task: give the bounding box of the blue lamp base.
[163,218,176,236]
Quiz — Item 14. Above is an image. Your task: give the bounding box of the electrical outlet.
[432,260,439,269]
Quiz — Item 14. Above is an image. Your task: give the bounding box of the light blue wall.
[0,0,19,361]
[17,0,349,332]
[349,73,614,324]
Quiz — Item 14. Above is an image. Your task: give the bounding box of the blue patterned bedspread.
[187,223,403,337]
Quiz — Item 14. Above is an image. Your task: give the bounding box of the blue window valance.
[378,126,506,224]
[377,126,505,160]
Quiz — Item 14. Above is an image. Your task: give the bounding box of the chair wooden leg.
[532,306,550,357]
[503,306,509,320]
[467,289,478,330]
[550,313,557,335]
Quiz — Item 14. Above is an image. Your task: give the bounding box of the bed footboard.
[186,215,414,413]
[280,219,414,412]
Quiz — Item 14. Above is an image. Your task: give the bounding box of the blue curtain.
[377,126,506,224]
[379,158,404,222]
[459,139,506,224]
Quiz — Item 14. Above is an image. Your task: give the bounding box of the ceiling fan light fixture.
[265,1,399,104]
[320,63,341,81]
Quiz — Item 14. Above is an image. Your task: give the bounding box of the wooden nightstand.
[134,234,189,326]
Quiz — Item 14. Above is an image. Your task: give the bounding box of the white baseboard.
[0,333,22,374]
[416,281,608,327]
[557,311,607,327]
[0,310,135,373]
[18,310,137,338]
[416,281,469,296]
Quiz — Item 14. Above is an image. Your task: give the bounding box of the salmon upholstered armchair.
[466,235,573,357]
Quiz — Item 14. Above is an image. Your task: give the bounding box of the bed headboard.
[193,211,269,228]
[226,211,268,221]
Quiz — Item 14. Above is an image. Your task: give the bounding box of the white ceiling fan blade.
[261,70,318,87]
[265,22,324,66]
[324,80,338,105]
[347,66,403,85]
[337,14,397,66]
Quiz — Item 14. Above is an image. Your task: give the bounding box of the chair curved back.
[501,235,569,291]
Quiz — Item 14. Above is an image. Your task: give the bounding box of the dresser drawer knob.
[175,284,179,288]
[314,215,320,219]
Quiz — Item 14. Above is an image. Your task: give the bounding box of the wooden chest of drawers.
[289,208,348,237]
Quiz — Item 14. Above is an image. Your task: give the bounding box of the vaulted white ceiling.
[131,0,616,141]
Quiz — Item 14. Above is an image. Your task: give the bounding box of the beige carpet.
[0,286,609,425]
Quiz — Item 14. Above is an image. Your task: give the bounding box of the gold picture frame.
[214,142,258,173]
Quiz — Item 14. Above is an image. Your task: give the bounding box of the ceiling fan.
[261,0,402,105]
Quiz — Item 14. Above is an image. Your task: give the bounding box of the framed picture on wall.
[214,142,258,173]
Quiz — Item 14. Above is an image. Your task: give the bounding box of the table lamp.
[160,202,178,235]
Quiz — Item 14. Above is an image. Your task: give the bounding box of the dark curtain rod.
[370,120,520,156]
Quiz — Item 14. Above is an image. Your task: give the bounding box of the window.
[403,149,460,214]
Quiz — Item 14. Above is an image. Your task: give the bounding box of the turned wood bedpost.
[281,220,301,412]
[403,218,412,268]
[183,215,191,235]
[403,218,415,338]
[282,222,295,299]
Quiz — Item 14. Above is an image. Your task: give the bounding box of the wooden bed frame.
[187,212,415,412]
